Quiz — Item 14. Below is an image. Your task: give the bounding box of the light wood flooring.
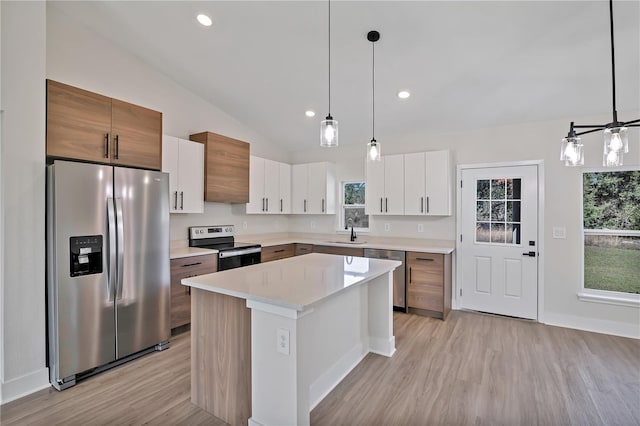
[1,311,639,425]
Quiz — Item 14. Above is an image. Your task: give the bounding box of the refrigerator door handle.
[107,198,117,302]
[115,197,125,301]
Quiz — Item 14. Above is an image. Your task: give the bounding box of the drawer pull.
[416,258,434,262]
[274,249,286,253]
[182,262,202,267]
[409,267,412,283]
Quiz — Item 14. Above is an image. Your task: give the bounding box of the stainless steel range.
[189,225,261,271]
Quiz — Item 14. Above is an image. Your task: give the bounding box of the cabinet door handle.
[385,197,388,213]
[182,261,202,267]
[114,135,119,159]
[104,133,110,158]
[266,198,269,212]
[322,198,325,213]
[280,199,283,212]
[174,191,178,210]
[261,198,265,212]
[409,267,412,283]
[416,257,434,262]
[304,199,307,212]
[380,198,383,213]
[274,249,285,253]
[180,191,184,210]
[421,196,424,213]
[426,196,430,213]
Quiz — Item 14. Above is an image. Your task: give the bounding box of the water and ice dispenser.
[69,235,103,277]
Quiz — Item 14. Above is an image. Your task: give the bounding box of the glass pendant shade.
[603,126,628,153]
[320,116,338,147]
[560,136,584,166]
[367,139,381,162]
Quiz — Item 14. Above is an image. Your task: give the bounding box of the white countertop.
[251,235,455,254]
[182,253,401,311]
[169,247,217,259]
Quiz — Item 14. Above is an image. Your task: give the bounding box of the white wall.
[290,113,640,338]
[0,0,50,403]
[45,5,291,242]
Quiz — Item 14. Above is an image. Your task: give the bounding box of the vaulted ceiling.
[50,1,640,151]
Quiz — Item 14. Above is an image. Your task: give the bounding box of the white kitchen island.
[182,253,401,426]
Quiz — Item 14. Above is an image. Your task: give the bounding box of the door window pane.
[491,201,505,221]
[491,223,506,243]
[506,224,521,244]
[506,201,521,222]
[507,179,521,199]
[491,179,505,199]
[477,201,490,221]
[477,180,490,199]
[476,223,490,242]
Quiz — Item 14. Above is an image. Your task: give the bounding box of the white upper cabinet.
[279,163,291,214]
[247,156,292,214]
[365,154,405,215]
[162,135,204,214]
[403,150,452,216]
[291,162,335,214]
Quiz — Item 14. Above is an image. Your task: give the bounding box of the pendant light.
[367,30,381,162]
[560,0,638,167]
[320,0,338,147]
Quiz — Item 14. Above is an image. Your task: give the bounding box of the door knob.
[522,251,536,257]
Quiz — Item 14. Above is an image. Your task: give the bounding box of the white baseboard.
[308,342,368,411]
[1,367,50,404]
[368,336,396,357]
[544,312,640,339]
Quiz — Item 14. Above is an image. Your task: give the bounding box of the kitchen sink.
[325,240,368,245]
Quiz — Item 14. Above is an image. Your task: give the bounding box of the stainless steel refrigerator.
[47,160,170,390]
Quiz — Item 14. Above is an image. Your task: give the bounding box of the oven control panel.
[189,225,234,239]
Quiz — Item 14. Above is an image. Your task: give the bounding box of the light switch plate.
[384,223,391,232]
[552,227,566,239]
[277,328,290,355]
[417,224,424,233]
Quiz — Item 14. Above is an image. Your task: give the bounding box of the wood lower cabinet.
[261,244,295,263]
[312,245,364,257]
[406,251,452,320]
[295,244,313,256]
[189,131,250,204]
[170,254,217,329]
[46,80,162,170]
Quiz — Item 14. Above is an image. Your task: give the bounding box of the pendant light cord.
[372,40,375,140]
[328,0,331,116]
[609,0,617,123]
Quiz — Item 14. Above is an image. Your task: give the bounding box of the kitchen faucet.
[345,218,357,242]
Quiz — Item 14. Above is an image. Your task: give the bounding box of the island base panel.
[191,288,251,426]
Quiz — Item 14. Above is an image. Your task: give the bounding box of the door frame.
[455,160,545,322]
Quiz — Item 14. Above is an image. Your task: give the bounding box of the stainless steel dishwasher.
[364,248,406,311]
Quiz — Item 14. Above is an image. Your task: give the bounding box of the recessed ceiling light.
[397,91,410,99]
[305,110,316,117]
[197,14,212,27]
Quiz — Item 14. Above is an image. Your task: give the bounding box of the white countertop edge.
[169,247,218,259]
[182,257,401,312]
[254,238,455,254]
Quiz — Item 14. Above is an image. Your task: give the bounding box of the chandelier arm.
[622,118,640,126]
[572,124,609,129]
[625,124,640,128]
[574,127,608,137]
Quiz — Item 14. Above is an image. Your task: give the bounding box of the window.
[341,181,369,231]
[582,170,640,295]
[475,178,521,244]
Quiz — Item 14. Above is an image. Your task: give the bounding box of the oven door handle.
[218,247,262,258]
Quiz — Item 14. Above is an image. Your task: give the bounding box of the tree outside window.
[583,170,640,295]
[342,182,369,231]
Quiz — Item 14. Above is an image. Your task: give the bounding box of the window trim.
[580,166,640,306]
[339,180,369,233]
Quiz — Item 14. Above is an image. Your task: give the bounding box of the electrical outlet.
[417,224,424,233]
[384,223,391,232]
[552,227,566,239]
[243,221,248,230]
[277,328,290,355]
[310,221,316,229]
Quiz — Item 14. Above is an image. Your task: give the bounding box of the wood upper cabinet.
[46,80,162,170]
[170,254,217,329]
[111,99,162,170]
[190,131,250,204]
[406,251,452,320]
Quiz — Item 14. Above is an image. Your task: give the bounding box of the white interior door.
[460,165,538,319]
